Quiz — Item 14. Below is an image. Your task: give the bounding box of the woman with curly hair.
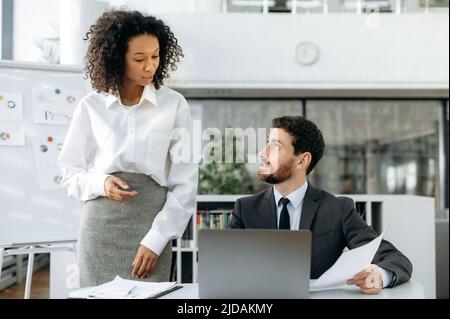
[57,9,198,287]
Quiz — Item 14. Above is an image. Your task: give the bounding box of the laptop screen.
[198,229,311,299]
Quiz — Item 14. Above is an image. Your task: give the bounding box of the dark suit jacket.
[229,184,413,287]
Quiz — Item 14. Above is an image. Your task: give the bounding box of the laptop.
[198,229,311,299]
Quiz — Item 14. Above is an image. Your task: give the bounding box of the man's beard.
[257,160,295,184]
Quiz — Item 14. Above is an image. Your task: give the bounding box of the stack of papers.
[310,232,384,292]
[68,276,177,299]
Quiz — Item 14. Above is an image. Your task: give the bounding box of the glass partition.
[306,100,442,205]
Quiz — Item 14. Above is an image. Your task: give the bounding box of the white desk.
[159,281,425,299]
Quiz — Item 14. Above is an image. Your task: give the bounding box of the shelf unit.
[171,194,436,298]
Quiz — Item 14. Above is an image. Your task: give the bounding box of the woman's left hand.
[132,245,159,279]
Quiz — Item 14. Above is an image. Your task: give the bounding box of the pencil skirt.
[77,172,172,287]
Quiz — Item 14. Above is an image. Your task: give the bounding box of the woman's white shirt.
[57,84,198,255]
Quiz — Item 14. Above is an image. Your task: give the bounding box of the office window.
[340,0,449,13]
[188,99,302,194]
[290,0,326,13]
[225,0,265,13]
[339,0,396,12]
[306,100,442,205]
[10,0,60,63]
[108,0,200,13]
[405,0,449,12]
[225,0,448,14]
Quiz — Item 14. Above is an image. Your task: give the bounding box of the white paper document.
[310,232,384,292]
[32,86,83,126]
[68,275,177,299]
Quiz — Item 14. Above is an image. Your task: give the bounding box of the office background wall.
[0,0,448,298]
[1,0,448,215]
[4,1,450,83]
[163,14,448,90]
[158,13,448,209]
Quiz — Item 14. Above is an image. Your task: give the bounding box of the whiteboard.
[0,60,91,246]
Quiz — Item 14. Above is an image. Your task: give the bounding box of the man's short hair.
[272,116,325,174]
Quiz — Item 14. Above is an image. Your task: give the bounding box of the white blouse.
[57,83,198,256]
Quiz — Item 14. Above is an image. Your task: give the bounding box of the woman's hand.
[132,245,159,279]
[104,176,138,201]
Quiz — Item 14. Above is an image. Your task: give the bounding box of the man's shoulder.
[312,186,355,207]
[237,187,271,205]
[234,185,355,207]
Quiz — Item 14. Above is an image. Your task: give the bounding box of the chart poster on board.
[32,85,84,126]
[0,92,25,146]
[31,132,66,191]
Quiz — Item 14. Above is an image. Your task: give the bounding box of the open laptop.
[198,229,311,299]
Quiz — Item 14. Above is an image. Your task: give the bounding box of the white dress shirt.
[57,83,198,256]
[272,182,393,288]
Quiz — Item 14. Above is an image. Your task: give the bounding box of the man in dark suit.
[230,116,412,294]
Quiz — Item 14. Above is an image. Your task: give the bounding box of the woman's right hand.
[104,176,138,201]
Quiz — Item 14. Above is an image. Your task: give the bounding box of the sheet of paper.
[32,86,83,126]
[0,93,25,146]
[69,275,177,299]
[89,279,137,299]
[310,232,384,292]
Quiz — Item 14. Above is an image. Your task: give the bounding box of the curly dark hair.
[84,9,183,94]
[272,116,325,175]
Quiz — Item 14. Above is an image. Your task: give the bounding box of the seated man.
[229,116,412,294]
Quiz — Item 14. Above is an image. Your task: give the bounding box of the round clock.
[295,42,320,66]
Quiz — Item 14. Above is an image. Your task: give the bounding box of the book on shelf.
[197,209,232,230]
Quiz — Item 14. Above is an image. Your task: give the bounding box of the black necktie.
[279,197,290,230]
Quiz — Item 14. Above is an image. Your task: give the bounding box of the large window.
[3,0,448,63]
[6,0,60,63]
[306,100,443,206]
[188,98,447,208]
[224,0,449,13]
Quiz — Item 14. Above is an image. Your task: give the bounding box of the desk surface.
[160,281,425,299]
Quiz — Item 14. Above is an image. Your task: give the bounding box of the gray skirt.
[78,172,172,287]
